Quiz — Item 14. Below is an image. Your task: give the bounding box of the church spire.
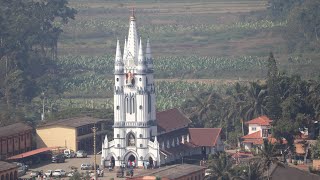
[123,38,127,60]
[116,39,122,61]
[146,38,153,71]
[126,8,139,66]
[138,37,144,62]
[114,39,124,74]
[136,38,146,73]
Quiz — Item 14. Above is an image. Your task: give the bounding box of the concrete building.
[241,116,276,150]
[36,117,109,152]
[0,123,33,160]
[0,161,18,180]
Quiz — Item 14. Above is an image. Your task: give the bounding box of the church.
[101,12,224,168]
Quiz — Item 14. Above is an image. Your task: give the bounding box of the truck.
[64,149,76,158]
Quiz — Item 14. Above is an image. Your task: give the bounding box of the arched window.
[5,173,8,180]
[1,175,4,180]
[127,133,135,146]
[132,97,135,114]
[148,93,151,113]
[9,172,12,180]
[126,97,129,113]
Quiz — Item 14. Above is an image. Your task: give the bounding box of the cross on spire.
[131,8,135,17]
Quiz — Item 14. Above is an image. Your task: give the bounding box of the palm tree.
[240,82,267,121]
[237,160,266,180]
[207,153,237,180]
[258,139,283,180]
[188,91,221,127]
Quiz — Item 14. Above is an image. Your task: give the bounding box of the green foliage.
[0,0,76,125]
[312,137,320,159]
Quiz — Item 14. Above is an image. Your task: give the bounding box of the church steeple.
[136,38,146,74]
[126,8,139,66]
[114,39,124,74]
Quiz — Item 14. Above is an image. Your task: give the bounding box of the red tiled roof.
[188,128,222,147]
[0,123,32,138]
[157,108,191,133]
[245,116,272,126]
[6,147,55,160]
[242,131,261,139]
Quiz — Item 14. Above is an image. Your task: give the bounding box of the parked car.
[30,171,40,178]
[52,154,65,163]
[52,169,66,177]
[80,163,93,170]
[44,170,53,177]
[12,162,26,177]
[76,150,87,158]
[64,149,76,158]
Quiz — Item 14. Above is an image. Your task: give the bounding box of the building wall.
[248,124,270,135]
[0,167,18,180]
[0,131,32,160]
[37,126,76,151]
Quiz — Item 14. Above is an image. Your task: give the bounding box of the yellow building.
[36,117,110,152]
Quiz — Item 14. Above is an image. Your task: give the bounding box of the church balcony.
[113,121,150,128]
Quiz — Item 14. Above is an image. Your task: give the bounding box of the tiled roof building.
[0,123,33,160]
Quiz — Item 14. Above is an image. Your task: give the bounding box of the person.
[130,169,134,177]
[143,161,145,169]
[132,161,135,168]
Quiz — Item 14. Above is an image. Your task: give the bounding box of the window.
[116,106,120,110]
[139,134,143,138]
[116,78,119,82]
[139,78,142,81]
[117,134,120,138]
[262,129,270,138]
[140,144,143,148]
[251,127,256,131]
[139,105,143,109]
[117,144,120,147]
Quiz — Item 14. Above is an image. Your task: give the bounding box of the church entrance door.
[149,157,154,168]
[128,155,136,167]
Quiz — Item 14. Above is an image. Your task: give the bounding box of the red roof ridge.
[245,116,272,126]
[242,131,261,139]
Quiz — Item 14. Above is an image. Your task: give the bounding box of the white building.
[241,116,274,150]
[101,12,224,168]
[101,11,159,168]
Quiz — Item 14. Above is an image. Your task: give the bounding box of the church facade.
[101,12,159,167]
[101,12,224,168]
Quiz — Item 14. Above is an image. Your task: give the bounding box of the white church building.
[101,12,224,168]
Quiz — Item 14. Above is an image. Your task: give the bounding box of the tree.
[241,82,267,121]
[207,153,237,180]
[0,0,76,125]
[265,52,282,121]
[258,139,283,180]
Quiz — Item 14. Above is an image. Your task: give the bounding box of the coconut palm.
[207,153,237,180]
[240,82,267,121]
[237,160,266,180]
[257,139,283,180]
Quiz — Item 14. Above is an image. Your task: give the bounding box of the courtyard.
[19,154,149,180]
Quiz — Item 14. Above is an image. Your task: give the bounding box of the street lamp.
[41,92,45,121]
[92,125,98,179]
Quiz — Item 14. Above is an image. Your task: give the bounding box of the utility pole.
[41,92,45,121]
[92,125,98,179]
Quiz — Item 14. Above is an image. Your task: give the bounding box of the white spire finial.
[116,39,122,60]
[126,11,138,66]
[138,37,144,61]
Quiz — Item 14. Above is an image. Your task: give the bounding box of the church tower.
[101,11,159,167]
